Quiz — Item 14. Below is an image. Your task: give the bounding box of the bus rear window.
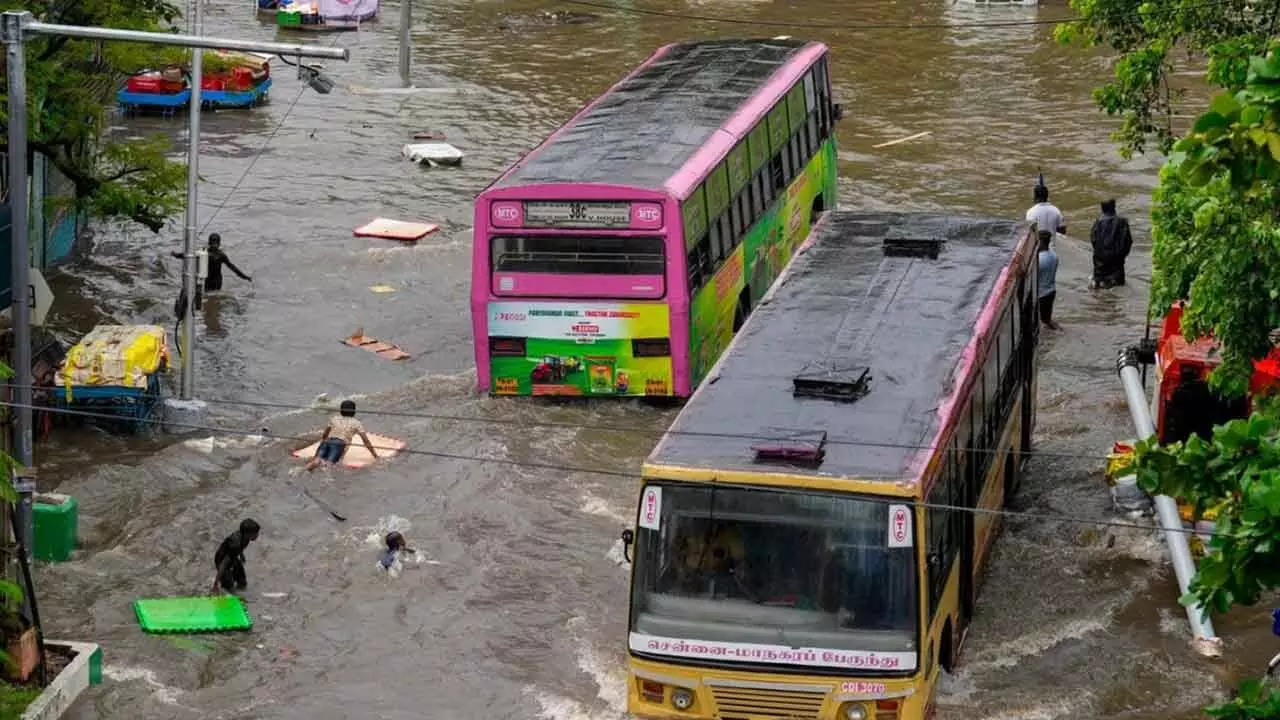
[491,235,665,275]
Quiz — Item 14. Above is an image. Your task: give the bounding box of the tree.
[1057,0,1280,158]
[1063,5,1280,717]
[0,0,187,232]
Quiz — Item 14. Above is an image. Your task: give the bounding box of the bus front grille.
[709,686,827,719]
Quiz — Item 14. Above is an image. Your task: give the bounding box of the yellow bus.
[621,211,1039,720]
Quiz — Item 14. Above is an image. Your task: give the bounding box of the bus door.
[1019,273,1036,456]
[958,402,978,627]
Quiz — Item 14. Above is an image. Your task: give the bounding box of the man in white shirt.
[1026,181,1066,237]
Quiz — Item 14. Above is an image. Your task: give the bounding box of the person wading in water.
[172,232,252,295]
[1089,199,1133,289]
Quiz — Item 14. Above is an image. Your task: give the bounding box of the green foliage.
[1147,47,1280,393]
[1133,413,1280,613]
[0,683,40,718]
[0,0,187,232]
[1057,0,1278,158]
[1205,678,1280,719]
[0,360,25,676]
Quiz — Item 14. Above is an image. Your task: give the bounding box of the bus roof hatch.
[751,431,827,467]
[883,237,943,259]
[792,367,871,402]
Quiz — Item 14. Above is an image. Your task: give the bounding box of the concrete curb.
[21,640,102,720]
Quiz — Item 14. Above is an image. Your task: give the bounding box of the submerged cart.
[54,325,170,433]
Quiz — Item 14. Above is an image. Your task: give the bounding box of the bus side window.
[817,59,831,138]
[754,171,768,217]
[709,216,725,263]
[730,194,744,244]
[716,215,733,261]
[688,236,709,292]
[768,155,778,202]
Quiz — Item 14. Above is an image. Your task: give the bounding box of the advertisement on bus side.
[488,301,673,396]
[688,139,836,385]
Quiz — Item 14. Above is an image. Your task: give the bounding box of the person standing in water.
[171,232,252,293]
[1025,175,1066,237]
[304,399,380,472]
[1089,199,1133,289]
[212,519,260,594]
[1037,230,1061,330]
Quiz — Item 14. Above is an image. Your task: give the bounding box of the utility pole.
[179,0,204,401]
[2,11,347,559]
[3,12,34,580]
[398,0,411,87]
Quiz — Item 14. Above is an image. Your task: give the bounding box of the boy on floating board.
[304,399,380,472]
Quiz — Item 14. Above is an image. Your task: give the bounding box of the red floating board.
[353,218,439,242]
[342,332,411,361]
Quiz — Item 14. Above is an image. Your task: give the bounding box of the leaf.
[1212,92,1242,118]
[1249,54,1280,81]
[1267,133,1280,163]
[1194,111,1232,134]
[0,580,24,607]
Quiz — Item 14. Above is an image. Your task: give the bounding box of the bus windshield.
[630,484,918,673]
[490,235,664,275]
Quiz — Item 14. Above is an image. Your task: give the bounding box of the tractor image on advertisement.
[530,355,583,384]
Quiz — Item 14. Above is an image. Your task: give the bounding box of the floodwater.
[28,0,1267,718]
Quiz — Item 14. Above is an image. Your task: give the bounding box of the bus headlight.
[841,703,868,720]
[671,688,694,710]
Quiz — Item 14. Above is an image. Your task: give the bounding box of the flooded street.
[29,0,1266,718]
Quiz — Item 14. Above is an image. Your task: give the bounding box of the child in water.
[378,531,415,576]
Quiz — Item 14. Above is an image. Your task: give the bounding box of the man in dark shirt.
[212,518,260,594]
[172,233,252,293]
[1089,199,1133,289]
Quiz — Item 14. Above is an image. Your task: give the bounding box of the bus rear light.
[490,336,527,357]
[639,679,665,703]
[875,699,900,719]
[631,338,671,357]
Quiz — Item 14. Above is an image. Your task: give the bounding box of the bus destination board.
[523,201,632,228]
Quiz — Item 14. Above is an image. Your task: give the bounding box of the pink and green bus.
[472,38,841,398]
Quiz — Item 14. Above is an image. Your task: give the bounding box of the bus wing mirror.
[621,528,635,563]
[832,103,845,122]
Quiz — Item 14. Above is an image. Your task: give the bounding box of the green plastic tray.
[133,596,253,634]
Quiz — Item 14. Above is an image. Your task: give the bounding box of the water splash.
[579,493,629,525]
[102,665,185,706]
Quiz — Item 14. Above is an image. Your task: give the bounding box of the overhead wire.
[0,381,1118,462]
[196,34,345,236]
[3,399,1233,540]
[557,0,1243,31]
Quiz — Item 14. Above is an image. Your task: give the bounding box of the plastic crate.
[33,493,77,562]
[277,10,302,26]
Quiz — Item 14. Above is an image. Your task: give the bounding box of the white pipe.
[1117,349,1222,657]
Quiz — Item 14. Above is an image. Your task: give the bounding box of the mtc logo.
[635,206,660,223]
[492,203,520,226]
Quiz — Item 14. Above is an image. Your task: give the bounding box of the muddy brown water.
[27,1,1268,718]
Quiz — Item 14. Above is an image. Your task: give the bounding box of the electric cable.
[2,398,1234,540]
[0,381,1121,462]
[196,34,344,236]
[557,0,1245,31]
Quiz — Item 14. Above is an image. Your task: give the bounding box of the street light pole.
[179,0,204,400]
[398,0,411,87]
[2,8,347,549]
[2,11,34,573]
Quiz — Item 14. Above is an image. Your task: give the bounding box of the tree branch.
[101,166,149,183]
[130,207,166,234]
